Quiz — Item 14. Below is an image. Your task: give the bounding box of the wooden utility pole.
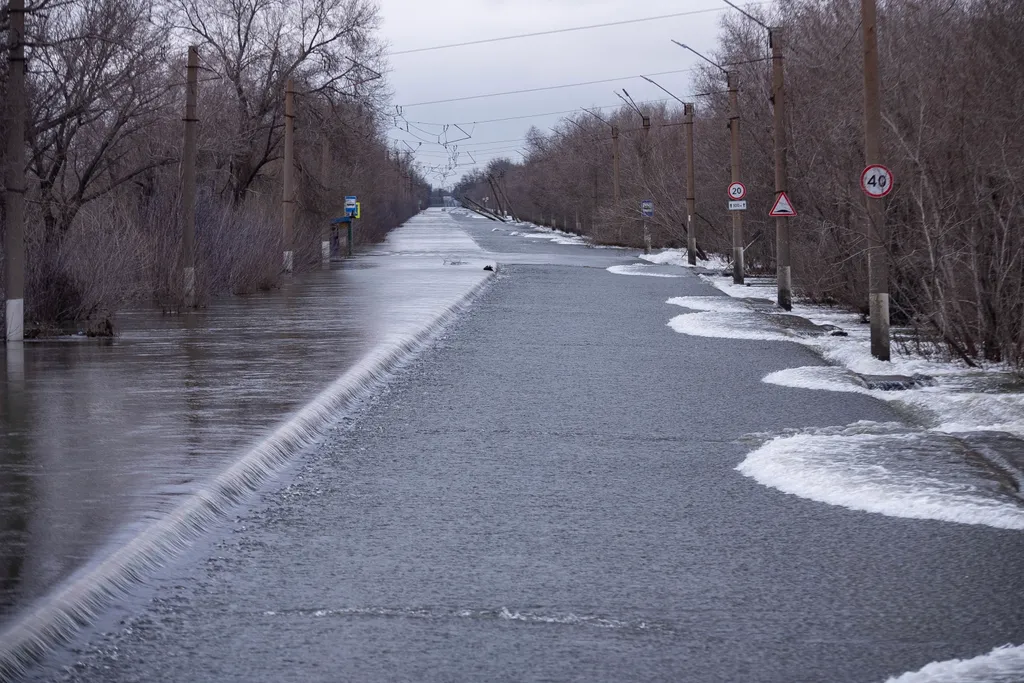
[4,0,26,342]
[771,28,792,310]
[320,138,331,268]
[642,117,652,254]
[863,0,890,360]
[728,71,744,285]
[684,103,697,266]
[612,126,621,242]
[282,79,295,273]
[181,45,199,306]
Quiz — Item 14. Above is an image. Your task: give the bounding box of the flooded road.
[0,211,494,633]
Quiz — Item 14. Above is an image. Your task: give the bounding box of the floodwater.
[0,211,493,634]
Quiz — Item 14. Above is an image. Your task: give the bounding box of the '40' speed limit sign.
[861,164,894,198]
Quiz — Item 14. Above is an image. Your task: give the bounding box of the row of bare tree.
[1,0,427,335]
[455,0,1024,369]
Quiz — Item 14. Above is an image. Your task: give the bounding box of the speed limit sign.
[728,182,747,200]
[861,165,893,198]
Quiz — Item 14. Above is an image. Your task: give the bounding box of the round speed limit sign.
[861,164,894,198]
[728,182,747,200]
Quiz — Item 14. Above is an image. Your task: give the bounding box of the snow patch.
[639,249,730,271]
[607,264,682,278]
[882,643,1024,682]
[668,313,791,342]
[736,421,1024,530]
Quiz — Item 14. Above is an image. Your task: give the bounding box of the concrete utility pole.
[282,79,295,273]
[862,0,890,360]
[771,27,792,310]
[684,103,697,266]
[181,45,199,306]
[5,0,26,342]
[728,71,744,285]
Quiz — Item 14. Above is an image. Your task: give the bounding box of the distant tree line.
[454,0,1024,369]
[0,0,428,334]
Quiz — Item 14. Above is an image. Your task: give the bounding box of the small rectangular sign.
[641,199,654,218]
[344,195,357,208]
[729,200,747,211]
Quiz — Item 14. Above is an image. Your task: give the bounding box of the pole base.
[183,267,196,308]
[777,265,792,311]
[5,298,24,342]
[687,238,697,266]
[870,292,891,361]
[732,248,745,285]
[283,250,294,273]
[321,240,331,267]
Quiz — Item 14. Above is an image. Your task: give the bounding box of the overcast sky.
[377,0,739,188]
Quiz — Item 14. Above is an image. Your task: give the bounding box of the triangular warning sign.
[769,192,797,217]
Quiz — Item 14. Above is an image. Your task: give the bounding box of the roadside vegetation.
[454,0,1024,370]
[0,0,427,335]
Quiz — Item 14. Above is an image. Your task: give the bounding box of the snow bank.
[673,277,1024,441]
[607,264,682,278]
[737,421,1024,530]
[882,643,1024,682]
[638,249,730,271]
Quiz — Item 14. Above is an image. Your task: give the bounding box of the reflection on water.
[0,211,491,629]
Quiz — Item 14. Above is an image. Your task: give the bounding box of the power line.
[398,68,697,108]
[401,99,673,128]
[391,5,767,56]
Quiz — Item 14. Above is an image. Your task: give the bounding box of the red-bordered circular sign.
[727,182,747,200]
[860,164,894,198]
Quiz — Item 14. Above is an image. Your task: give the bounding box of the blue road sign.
[641,200,654,218]
[345,195,358,216]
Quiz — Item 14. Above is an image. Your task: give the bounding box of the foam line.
[0,273,494,682]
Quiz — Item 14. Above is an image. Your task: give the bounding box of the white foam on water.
[882,643,1024,682]
[736,421,1024,530]
[607,264,682,278]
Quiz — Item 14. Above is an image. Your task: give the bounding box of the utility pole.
[771,27,792,310]
[181,45,199,306]
[728,71,744,284]
[684,103,697,266]
[612,126,621,242]
[5,0,26,342]
[282,79,295,273]
[320,138,331,268]
[862,0,890,360]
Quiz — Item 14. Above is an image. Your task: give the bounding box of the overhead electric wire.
[391,5,769,56]
[397,68,697,108]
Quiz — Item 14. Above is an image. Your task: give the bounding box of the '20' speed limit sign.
[728,182,747,200]
[861,164,894,198]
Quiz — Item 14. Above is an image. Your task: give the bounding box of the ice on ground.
[736,421,1024,531]
[668,312,792,341]
[505,222,590,246]
[882,643,1024,682]
[666,296,792,341]
[667,295,759,314]
[607,264,682,278]
[639,249,730,271]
